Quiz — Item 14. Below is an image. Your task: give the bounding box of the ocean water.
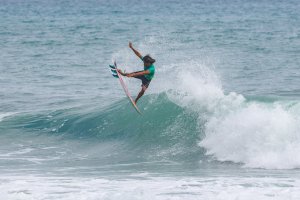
[1,0,300,199]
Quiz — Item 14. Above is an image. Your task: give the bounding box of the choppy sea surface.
[1,0,300,199]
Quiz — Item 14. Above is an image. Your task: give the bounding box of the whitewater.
[1,0,300,199]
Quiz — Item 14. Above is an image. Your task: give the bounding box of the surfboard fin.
[109,64,119,78]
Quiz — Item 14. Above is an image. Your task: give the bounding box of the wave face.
[2,61,300,170]
[0,94,204,169]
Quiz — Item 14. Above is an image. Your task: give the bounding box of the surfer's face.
[144,62,151,67]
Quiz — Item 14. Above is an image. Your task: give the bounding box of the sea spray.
[159,59,300,169]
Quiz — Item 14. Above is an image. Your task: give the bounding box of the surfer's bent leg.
[135,85,147,104]
[133,75,151,103]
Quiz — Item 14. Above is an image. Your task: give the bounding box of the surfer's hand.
[117,69,124,76]
[129,42,133,49]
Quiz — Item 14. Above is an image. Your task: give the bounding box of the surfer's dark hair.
[143,55,155,64]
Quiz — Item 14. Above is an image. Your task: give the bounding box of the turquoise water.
[1,0,300,199]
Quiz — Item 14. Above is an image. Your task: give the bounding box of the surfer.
[118,42,155,103]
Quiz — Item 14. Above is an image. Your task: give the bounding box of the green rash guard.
[141,57,155,80]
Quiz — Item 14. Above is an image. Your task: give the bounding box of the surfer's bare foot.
[117,69,126,76]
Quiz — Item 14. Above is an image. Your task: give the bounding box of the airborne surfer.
[118,42,156,104]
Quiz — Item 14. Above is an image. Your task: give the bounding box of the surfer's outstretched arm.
[129,42,143,60]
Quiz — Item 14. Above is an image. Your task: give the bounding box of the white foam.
[0,112,17,122]
[201,102,300,169]
[1,174,300,200]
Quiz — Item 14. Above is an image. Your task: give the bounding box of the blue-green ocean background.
[1,0,300,199]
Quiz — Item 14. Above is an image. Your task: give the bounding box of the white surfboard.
[109,62,142,115]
